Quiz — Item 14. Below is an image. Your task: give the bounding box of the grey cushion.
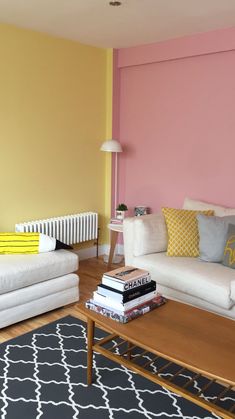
[197,214,235,262]
[222,224,235,269]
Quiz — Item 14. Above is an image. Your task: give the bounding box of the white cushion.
[133,213,167,257]
[157,284,235,319]
[132,252,234,309]
[39,234,56,252]
[0,250,78,295]
[0,273,79,311]
[0,285,79,329]
[183,197,235,217]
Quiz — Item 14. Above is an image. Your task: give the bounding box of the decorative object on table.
[100,138,123,216]
[116,203,128,220]
[86,265,166,323]
[0,315,228,419]
[135,205,149,216]
[102,266,151,291]
[86,295,165,323]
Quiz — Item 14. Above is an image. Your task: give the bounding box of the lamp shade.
[100,139,123,153]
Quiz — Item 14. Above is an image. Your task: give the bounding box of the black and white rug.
[0,315,234,419]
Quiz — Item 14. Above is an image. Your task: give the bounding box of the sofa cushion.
[0,273,79,311]
[222,224,235,269]
[133,213,167,257]
[197,214,235,262]
[183,197,235,217]
[231,279,235,302]
[162,208,213,257]
[157,284,235,319]
[0,233,72,254]
[0,250,78,295]
[132,252,234,309]
[0,233,40,254]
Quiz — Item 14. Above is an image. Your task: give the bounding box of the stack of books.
[86,266,166,323]
[110,218,123,225]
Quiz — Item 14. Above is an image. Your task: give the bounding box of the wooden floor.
[0,257,123,343]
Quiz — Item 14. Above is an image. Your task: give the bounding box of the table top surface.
[108,223,123,232]
[77,299,235,384]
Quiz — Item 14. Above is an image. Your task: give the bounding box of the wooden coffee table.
[77,300,235,419]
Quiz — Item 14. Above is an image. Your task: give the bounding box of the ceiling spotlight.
[109,1,122,5]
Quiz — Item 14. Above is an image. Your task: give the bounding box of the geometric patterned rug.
[0,315,233,419]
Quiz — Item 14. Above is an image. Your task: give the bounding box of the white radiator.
[15,212,98,245]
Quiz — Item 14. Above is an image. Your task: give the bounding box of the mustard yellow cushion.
[0,233,39,254]
[162,208,214,257]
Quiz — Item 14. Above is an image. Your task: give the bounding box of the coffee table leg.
[87,318,94,385]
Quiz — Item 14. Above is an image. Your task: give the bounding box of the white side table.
[107,223,123,269]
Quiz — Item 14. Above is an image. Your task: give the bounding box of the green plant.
[116,203,128,211]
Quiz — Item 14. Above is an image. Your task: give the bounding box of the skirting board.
[74,244,124,261]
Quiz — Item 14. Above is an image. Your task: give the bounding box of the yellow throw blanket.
[0,233,40,254]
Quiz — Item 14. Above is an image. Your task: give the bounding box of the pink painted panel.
[118,27,235,68]
[116,48,235,214]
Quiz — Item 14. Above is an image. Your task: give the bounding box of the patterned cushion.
[222,224,235,269]
[0,233,67,254]
[0,233,40,254]
[162,208,214,257]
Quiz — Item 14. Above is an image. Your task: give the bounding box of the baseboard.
[74,244,124,261]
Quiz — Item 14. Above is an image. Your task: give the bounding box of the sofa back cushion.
[197,214,235,262]
[183,197,235,216]
[162,208,214,257]
[222,224,235,269]
[133,213,168,257]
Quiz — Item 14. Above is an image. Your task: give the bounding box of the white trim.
[73,244,124,261]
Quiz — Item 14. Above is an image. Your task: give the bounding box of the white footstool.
[0,250,79,328]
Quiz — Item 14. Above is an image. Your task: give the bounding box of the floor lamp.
[100,139,123,216]
[100,139,123,264]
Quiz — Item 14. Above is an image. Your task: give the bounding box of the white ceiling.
[0,0,235,48]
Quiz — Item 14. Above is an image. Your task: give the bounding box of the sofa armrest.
[123,213,168,264]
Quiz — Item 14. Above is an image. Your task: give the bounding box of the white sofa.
[0,249,79,328]
[123,198,235,320]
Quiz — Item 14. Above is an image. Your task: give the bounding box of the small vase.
[116,210,125,220]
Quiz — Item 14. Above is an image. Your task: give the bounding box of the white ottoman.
[0,249,79,328]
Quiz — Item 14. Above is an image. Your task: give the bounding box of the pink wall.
[113,28,235,215]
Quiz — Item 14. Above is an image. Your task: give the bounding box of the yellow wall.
[0,24,112,243]
[104,49,113,224]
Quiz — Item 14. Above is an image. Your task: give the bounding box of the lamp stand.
[114,152,118,216]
